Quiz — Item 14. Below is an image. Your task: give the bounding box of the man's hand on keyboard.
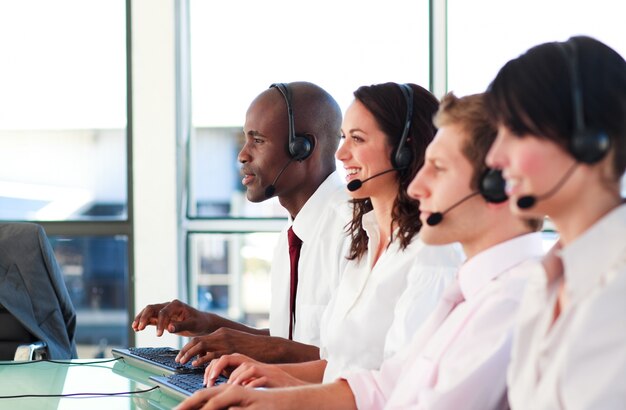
[175,328,273,366]
[132,299,213,337]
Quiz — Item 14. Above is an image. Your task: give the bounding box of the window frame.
[5,0,136,347]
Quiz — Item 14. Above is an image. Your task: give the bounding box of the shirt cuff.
[343,370,387,409]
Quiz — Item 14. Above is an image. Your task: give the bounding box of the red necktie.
[287,227,302,340]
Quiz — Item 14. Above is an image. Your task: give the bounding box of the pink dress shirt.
[344,232,544,409]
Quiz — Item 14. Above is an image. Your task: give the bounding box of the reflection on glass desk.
[0,359,181,409]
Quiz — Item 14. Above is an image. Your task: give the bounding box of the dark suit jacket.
[0,223,77,359]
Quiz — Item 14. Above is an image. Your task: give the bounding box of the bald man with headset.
[133,82,351,364]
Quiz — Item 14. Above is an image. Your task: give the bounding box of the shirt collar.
[560,203,626,300]
[291,171,344,243]
[458,232,544,300]
[361,210,379,243]
[362,211,381,268]
[361,210,420,268]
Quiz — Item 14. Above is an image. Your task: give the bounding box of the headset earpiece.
[394,146,412,170]
[479,168,508,203]
[570,127,610,164]
[270,83,314,161]
[289,133,313,161]
[393,84,414,169]
[559,40,610,164]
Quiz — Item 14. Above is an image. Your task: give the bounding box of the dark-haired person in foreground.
[176,92,544,410]
[133,82,352,364]
[486,36,626,409]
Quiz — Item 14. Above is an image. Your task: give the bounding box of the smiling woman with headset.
[200,82,463,388]
[486,36,626,408]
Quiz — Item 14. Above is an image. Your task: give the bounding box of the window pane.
[188,0,430,217]
[50,235,129,358]
[447,0,626,95]
[0,0,127,221]
[189,232,280,329]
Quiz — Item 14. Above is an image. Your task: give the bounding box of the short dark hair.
[347,83,439,260]
[485,36,626,180]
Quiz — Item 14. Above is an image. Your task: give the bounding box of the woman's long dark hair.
[346,83,439,261]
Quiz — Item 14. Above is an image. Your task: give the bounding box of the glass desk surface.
[0,359,181,409]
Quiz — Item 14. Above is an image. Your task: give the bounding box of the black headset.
[394,84,414,169]
[479,168,508,203]
[558,39,610,164]
[425,167,508,227]
[270,83,314,161]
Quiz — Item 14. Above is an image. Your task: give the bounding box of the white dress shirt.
[269,171,352,346]
[384,242,464,359]
[320,211,462,382]
[508,204,626,410]
[345,232,544,409]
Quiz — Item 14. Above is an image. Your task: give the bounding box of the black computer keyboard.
[128,346,208,374]
[166,373,228,394]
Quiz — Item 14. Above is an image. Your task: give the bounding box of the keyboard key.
[128,347,208,373]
